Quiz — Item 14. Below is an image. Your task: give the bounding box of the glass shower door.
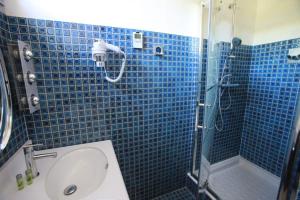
[191,0,300,199]
[192,0,223,189]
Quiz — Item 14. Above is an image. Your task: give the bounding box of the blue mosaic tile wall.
[195,40,252,165]
[0,12,28,167]
[195,38,300,179]
[6,15,199,200]
[210,42,252,163]
[197,39,300,176]
[240,38,300,176]
[2,9,299,199]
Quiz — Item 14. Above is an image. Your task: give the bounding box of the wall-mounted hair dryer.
[92,39,126,83]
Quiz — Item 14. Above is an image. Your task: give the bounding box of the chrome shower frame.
[191,0,300,199]
[190,0,221,199]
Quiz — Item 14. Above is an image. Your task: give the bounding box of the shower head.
[231,37,242,49]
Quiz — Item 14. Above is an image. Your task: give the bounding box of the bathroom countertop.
[0,140,129,200]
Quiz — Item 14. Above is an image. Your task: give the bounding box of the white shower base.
[209,156,280,200]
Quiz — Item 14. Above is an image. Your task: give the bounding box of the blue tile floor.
[152,187,196,200]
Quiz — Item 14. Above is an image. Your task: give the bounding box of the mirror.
[0,49,13,150]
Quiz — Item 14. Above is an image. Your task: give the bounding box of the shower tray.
[208,156,280,200]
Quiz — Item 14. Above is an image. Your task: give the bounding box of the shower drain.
[64,184,77,196]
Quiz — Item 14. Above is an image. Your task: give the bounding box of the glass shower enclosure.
[191,0,300,199]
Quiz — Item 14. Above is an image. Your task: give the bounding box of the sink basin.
[45,147,108,200]
[0,140,129,200]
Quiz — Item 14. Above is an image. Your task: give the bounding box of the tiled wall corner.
[210,42,252,163]
[241,38,300,176]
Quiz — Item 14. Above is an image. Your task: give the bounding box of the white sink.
[46,148,108,200]
[0,140,129,200]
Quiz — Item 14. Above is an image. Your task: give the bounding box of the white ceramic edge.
[209,155,240,174]
[209,155,280,186]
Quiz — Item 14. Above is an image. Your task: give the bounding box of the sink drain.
[64,184,77,196]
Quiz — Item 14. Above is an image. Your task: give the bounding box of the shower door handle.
[197,125,205,129]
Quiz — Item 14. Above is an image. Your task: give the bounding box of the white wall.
[235,0,257,45]
[4,0,300,44]
[205,0,257,45]
[253,0,300,44]
[4,0,202,37]
[202,0,300,45]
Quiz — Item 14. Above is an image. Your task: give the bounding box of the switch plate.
[132,32,143,49]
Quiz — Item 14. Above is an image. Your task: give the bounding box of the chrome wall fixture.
[8,40,40,113]
[23,143,57,178]
[0,49,13,150]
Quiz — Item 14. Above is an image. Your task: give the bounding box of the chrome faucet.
[23,144,57,177]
